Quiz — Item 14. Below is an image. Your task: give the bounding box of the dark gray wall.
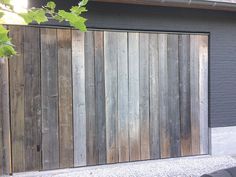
[31,1,236,127]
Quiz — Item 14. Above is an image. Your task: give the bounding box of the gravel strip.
[14,156,236,177]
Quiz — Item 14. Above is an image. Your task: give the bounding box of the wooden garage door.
[0,26,208,174]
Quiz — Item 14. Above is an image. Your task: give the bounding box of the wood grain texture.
[72,30,87,167]
[167,34,181,158]
[104,31,118,163]
[23,27,41,171]
[85,31,98,165]
[179,35,192,156]
[94,31,107,164]
[117,32,129,162]
[199,35,209,155]
[139,33,150,160]
[128,33,140,161]
[158,34,170,158]
[149,33,160,159]
[190,35,200,155]
[0,59,11,175]
[9,26,25,172]
[41,28,59,170]
[57,29,73,168]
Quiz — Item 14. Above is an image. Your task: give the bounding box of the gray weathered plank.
[94,31,107,164]
[139,33,150,160]
[149,33,160,159]
[199,35,209,155]
[24,27,41,171]
[190,35,200,155]
[167,34,181,158]
[72,30,87,167]
[104,31,118,163]
[41,28,59,170]
[128,32,141,161]
[158,34,170,158]
[9,26,25,172]
[57,29,73,168]
[85,31,98,165]
[0,59,11,175]
[179,35,192,156]
[117,32,129,162]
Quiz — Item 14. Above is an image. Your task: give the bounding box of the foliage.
[0,0,88,58]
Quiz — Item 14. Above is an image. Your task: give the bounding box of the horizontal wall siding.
[1,26,208,175]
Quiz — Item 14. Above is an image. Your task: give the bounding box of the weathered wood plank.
[23,27,41,171]
[9,26,25,172]
[117,32,129,162]
[94,31,106,164]
[179,35,192,156]
[57,29,73,168]
[41,28,59,170]
[72,30,87,167]
[104,31,118,163]
[0,59,11,175]
[199,35,209,155]
[149,33,160,159]
[128,32,140,161]
[85,31,98,165]
[167,34,181,158]
[158,34,170,158]
[139,33,150,160]
[190,35,200,155]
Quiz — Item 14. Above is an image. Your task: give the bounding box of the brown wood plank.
[139,33,150,160]
[72,30,87,167]
[104,31,118,163]
[199,35,209,155]
[158,33,170,158]
[149,33,160,159]
[117,32,129,162]
[57,29,73,168]
[23,27,41,171]
[94,31,107,164]
[167,34,181,158]
[41,28,59,170]
[0,59,11,175]
[128,32,140,161]
[190,35,200,155]
[85,31,98,165]
[9,26,25,172]
[179,35,192,156]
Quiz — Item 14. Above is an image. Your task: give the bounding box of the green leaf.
[79,0,88,7]
[0,12,4,18]
[70,6,87,15]
[46,1,56,10]
[20,9,48,24]
[0,45,16,57]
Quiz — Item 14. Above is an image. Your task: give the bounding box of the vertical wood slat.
[128,33,140,161]
[104,31,118,163]
[139,33,150,160]
[190,35,200,155]
[149,33,160,159]
[117,32,129,162]
[72,30,87,167]
[179,35,192,156]
[167,34,181,158]
[41,28,59,170]
[24,27,41,171]
[94,31,106,164]
[159,34,170,158]
[9,26,25,172]
[57,29,73,168]
[199,35,209,155]
[85,31,98,165]
[0,59,11,175]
